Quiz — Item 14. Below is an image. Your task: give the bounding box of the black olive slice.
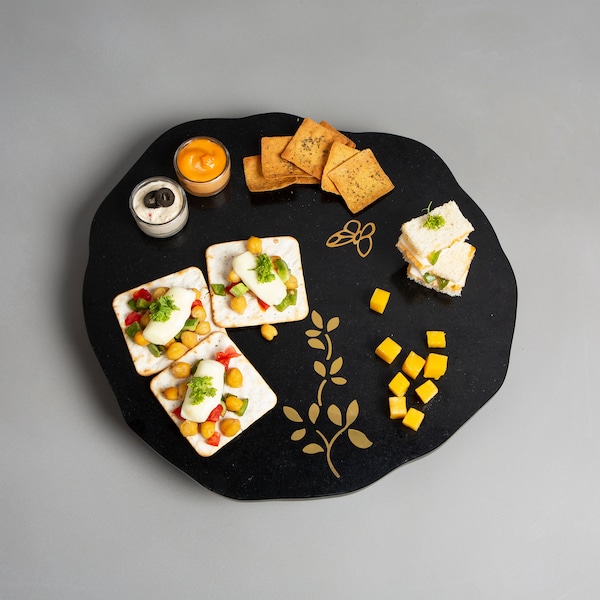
[155,188,175,207]
[143,191,158,208]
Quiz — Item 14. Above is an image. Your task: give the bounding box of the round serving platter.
[83,112,517,500]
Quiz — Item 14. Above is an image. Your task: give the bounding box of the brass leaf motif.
[308,338,326,351]
[327,404,343,427]
[283,405,303,423]
[348,428,373,449]
[326,316,340,333]
[308,402,320,424]
[305,329,322,338]
[303,443,325,455]
[314,360,327,378]
[330,356,343,375]
[311,310,323,330]
[346,399,359,426]
[331,377,347,386]
[291,428,307,441]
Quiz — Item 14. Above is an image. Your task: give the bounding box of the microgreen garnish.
[253,253,276,283]
[422,202,445,230]
[187,376,217,405]
[149,295,179,322]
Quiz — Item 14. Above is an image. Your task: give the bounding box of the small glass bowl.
[129,176,189,238]
[173,136,231,197]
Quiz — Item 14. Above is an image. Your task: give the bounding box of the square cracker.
[206,236,309,328]
[243,155,318,192]
[261,136,311,178]
[150,331,277,457]
[321,141,360,195]
[280,118,340,180]
[328,148,395,214]
[112,266,225,376]
[319,120,356,149]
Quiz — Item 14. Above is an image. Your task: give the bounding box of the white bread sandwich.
[397,200,475,297]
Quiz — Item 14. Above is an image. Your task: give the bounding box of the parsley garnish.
[253,253,276,283]
[187,375,217,405]
[149,295,179,322]
[422,202,445,230]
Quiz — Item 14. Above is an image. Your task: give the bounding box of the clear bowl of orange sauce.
[173,136,231,197]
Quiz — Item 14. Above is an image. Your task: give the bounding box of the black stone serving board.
[83,112,517,500]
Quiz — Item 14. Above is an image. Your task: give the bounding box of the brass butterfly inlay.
[326,219,376,258]
[283,310,373,479]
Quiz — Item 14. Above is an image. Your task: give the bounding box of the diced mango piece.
[388,372,410,397]
[370,288,390,314]
[415,380,438,404]
[402,407,425,431]
[423,353,448,380]
[426,330,446,348]
[388,396,407,419]
[402,350,426,379]
[375,337,402,364]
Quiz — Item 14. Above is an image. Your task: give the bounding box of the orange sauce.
[176,138,227,182]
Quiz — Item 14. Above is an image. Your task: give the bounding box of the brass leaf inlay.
[283,310,374,479]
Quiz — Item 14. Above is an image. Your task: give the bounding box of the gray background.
[2,1,598,598]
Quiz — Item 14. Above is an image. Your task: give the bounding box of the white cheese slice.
[142,286,196,345]
[232,251,287,306]
[180,359,225,423]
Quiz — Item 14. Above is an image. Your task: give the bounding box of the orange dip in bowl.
[174,136,231,197]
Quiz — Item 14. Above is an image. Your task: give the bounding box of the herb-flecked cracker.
[321,141,360,195]
[328,148,395,214]
[319,120,356,149]
[261,136,311,178]
[280,118,339,180]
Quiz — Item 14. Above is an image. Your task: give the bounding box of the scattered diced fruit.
[402,351,426,379]
[423,353,448,380]
[402,407,425,431]
[426,330,446,348]
[389,396,407,419]
[369,288,391,314]
[389,372,410,397]
[415,380,438,404]
[261,323,278,341]
[376,337,402,364]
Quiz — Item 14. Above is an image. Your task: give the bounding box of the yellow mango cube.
[415,380,438,404]
[370,288,390,314]
[388,372,410,397]
[388,396,407,420]
[402,351,426,379]
[423,353,448,380]
[402,407,425,431]
[426,330,446,348]
[376,337,402,364]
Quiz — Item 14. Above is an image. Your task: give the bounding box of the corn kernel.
[426,330,446,348]
[423,353,448,380]
[375,337,402,364]
[388,372,410,397]
[369,288,390,314]
[415,380,438,404]
[389,396,407,420]
[402,407,425,431]
[402,351,426,379]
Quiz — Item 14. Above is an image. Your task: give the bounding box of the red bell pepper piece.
[124,311,141,326]
[215,346,241,370]
[206,404,223,422]
[133,288,152,302]
[206,432,221,447]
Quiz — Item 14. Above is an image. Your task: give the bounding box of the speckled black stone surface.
[83,113,517,500]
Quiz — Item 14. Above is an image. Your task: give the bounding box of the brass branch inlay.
[326,219,376,258]
[283,310,373,478]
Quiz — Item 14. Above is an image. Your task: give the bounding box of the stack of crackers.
[243,117,394,214]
